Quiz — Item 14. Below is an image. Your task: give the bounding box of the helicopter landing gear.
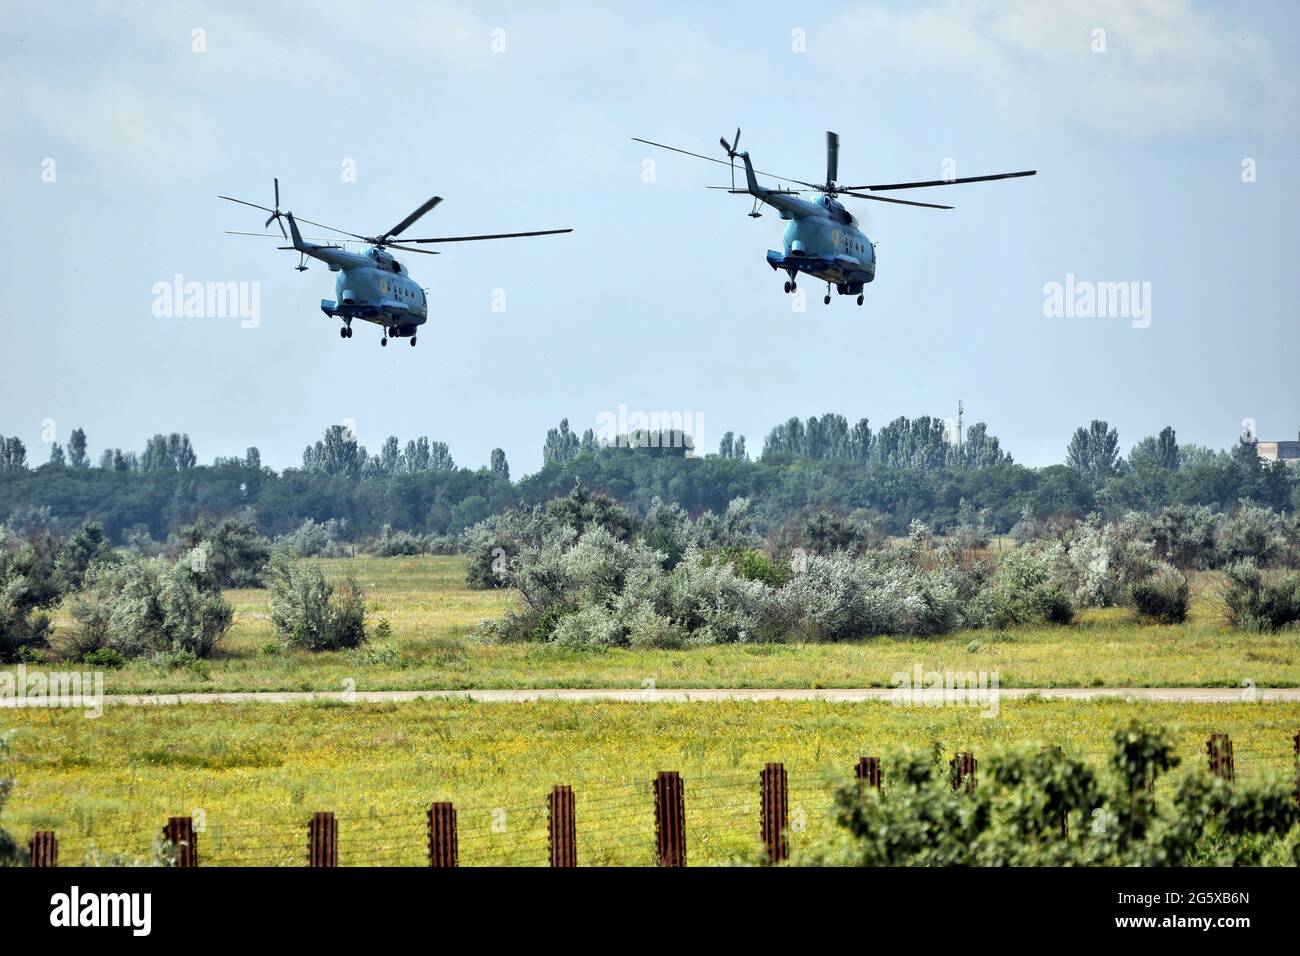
[380,336,388,347]
[824,283,832,305]
[857,294,864,306]
[409,336,417,347]
[339,325,353,339]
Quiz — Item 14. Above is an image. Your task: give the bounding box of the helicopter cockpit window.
[391,261,401,273]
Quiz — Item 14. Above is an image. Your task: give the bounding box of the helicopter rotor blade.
[838,190,953,210]
[225,230,348,244]
[220,195,277,216]
[290,215,371,241]
[379,196,443,242]
[705,186,805,195]
[385,243,442,255]
[840,170,1036,191]
[631,137,821,191]
[402,228,573,244]
[826,131,839,189]
[219,195,370,242]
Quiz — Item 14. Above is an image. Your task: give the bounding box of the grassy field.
[15,555,1299,693]
[4,698,1298,866]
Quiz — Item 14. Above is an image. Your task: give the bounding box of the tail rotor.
[264,177,287,239]
[719,127,741,189]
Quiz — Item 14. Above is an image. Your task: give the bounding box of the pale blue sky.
[2,0,1297,474]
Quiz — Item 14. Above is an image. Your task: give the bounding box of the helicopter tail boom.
[738,152,810,218]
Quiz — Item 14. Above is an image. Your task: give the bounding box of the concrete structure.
[1257,439,1300,466]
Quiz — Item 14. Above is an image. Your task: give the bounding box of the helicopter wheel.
[823,294,831,305]
[782,281,791,294]
[409,336,417,347]
[381,337,388,347]
[857,294,864,306]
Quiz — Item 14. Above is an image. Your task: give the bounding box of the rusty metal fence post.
[308,811,337,867]
[950,752,977,793]
[759,763,788,864]
[548,785,577,867]
[29,831,58,867]
[653,771,686,867]
[162,816,198,867]
[1207,733,1235,784]
[428,802,458,867]
[855,756,883,792]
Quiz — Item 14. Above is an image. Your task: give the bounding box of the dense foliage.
[266,558,367,651]
[0,529,64,661]
[67,553,234,662]
[0,731,16,866]
[474,485,1090,646]
[1222,560,1300,633]
[2,420,1294,550]
[813,724,1300,866]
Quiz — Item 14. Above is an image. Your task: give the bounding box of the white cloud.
[817,0,1293,136]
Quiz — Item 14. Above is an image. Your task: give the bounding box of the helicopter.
[221,180,572,346]
[632,129,1035,305]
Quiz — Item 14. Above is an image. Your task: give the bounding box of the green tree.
[179,517,271,589]
[0,529,64,661]
[266,558,366,651]
[428,441,456,472]
[303,425,368,478]
[58,521,111,590]
[1130,426,1180,471]
[542,419,581,467]
[0,437,26,473]
[67,427,88,469]
[70,553,233,661]
[377,436,401,475]
[490,448,510,481]
[403,437,430,472]
[1067,420,1119,480]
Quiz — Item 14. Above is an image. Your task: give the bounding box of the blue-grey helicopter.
[221,180,572,346]
[632,130,1035,305]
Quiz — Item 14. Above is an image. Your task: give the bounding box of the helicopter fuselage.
[772,197,876,293]
[735,153,876,294]
[286,214,428,335]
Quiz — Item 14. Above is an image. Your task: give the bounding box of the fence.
[24,730,1300,868]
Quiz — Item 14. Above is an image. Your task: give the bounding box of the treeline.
[0,416,1295,546]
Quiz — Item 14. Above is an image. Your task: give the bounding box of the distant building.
[1256,440,1300,467]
